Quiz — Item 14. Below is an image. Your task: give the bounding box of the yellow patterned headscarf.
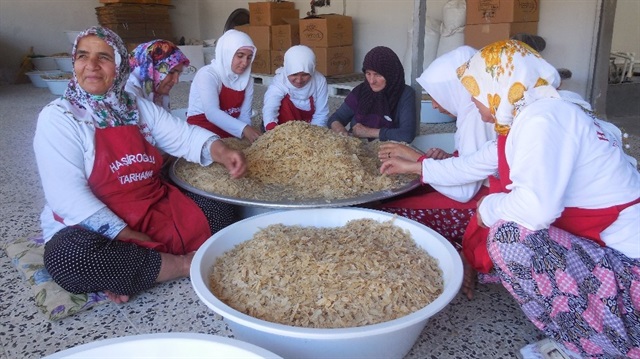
[456,40,560,135]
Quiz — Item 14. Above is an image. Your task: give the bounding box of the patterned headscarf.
[64,26,140,130]
[354,46,405,118]
[457,40,560,135]
[129,40,190,110]
[210,29,256,91]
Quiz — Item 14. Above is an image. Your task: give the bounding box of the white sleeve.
[479,116,573,229]
[310,74,329,127]
[33,104,106,226]
[138,98,219,166]
[191,70,249,138]
[262,83,285,127]
[421,140,498,202]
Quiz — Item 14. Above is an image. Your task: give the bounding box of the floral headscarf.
[129,40,190,110]
[64,26,140,130]
[456,40,560,135]
[210,29,256,91]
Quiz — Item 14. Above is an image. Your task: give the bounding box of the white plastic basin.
[54,57,73,72]
[26,70,62,88]
[411,133,456,154]
[43,78,70,96]
[191,207,463,359]
[420,100,454,123]
[42,332,282,358]
[31,57,58,71]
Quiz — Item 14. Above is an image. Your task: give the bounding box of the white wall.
[1,0,636,100]
[611,0,640,59]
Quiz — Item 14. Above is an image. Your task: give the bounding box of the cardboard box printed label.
[312,46,354,76]
[300,15,353,48]
[252,50,272,74]
[271,20,300,51]
[270,50,285,71]
[466,0,540,25]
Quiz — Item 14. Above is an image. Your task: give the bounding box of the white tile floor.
[1,81,637,359]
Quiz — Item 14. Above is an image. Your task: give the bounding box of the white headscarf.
[273,45,316,103]
[417,46,495,155]
[210,29,256,91]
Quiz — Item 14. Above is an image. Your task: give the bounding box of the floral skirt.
[377,186,486,248]
[488,221,640,359]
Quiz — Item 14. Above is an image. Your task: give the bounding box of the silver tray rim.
[169,159,421,209]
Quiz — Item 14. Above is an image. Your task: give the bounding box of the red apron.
[88,125,211,254]
[187,85,245,138]
[462,134,640,273]
[277,94,315,124]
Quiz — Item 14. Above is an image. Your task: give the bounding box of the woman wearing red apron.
[457,40,640,358]
[34,27,247,304]
[375,46,496,248]
[262,45,329,131]
[328,46,417,144]
[186,29,261,143]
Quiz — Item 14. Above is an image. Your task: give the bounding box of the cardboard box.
[312,46,354,76]
[466,0,540,24]
[249,1,299,26]
[271,19,300,51]
[464,22,538,49]
[235,25,271,51]
[300,14,353,48]
[270,50,286,71]
[251,49,272,74]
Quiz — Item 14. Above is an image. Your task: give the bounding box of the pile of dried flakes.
[173,121,417,201]
[209,218,444,328]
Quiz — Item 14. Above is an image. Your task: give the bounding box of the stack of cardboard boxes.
[236,1,300,74]
[237,1,354,77]
[96,0,174,52]
[299,14,354,76]
[464,0,540,49]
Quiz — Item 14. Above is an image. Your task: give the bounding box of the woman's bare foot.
[460,254,477,300]
[105,290,130,304]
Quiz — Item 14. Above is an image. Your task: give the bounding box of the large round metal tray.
[169,159,421,210]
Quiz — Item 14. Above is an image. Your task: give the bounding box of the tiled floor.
[0,82,637,359]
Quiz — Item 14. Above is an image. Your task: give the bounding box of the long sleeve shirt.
[187,64,254,138]
[327,85,417,143]
[34,96,217,241]
[478,99,640,258]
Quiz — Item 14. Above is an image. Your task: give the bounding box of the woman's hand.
[351,123,380,139]
[330,121,349,137]
[423,147,453,160]
[210,140,247,179]
[115,226,152,242]
[242,125,261,143]
[380,157,422,176]
[379,142,421,162]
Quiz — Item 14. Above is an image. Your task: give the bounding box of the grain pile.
[174,121,417,201]
[209,218,444,328]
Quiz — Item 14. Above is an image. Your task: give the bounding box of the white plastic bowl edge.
[42,332,282,359]
[191,207,463,359]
